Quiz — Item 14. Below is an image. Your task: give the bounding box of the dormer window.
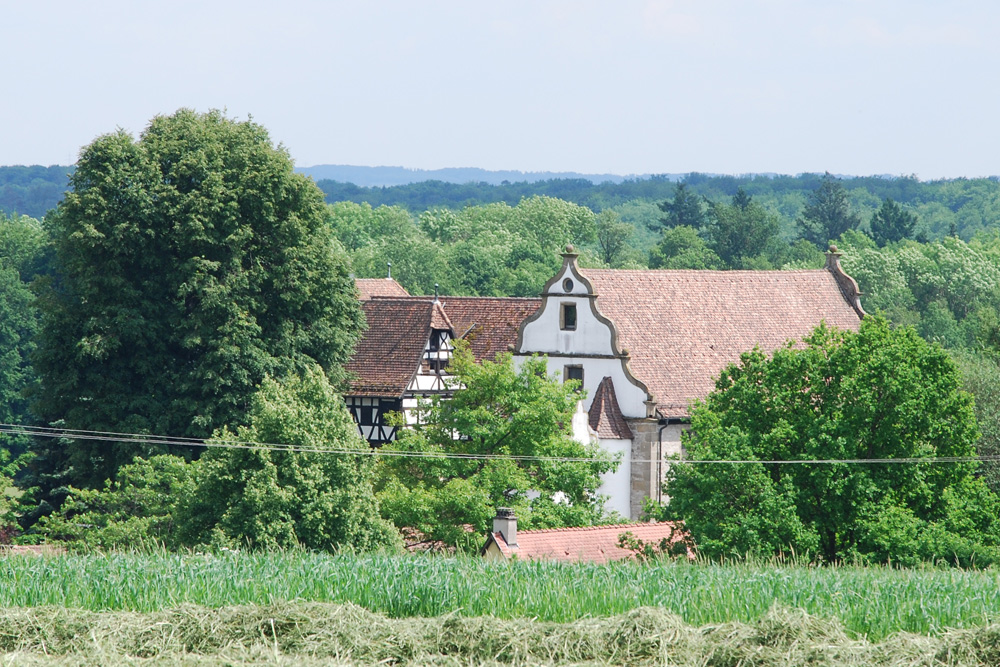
[561,303,577,331]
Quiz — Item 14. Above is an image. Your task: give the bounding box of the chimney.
[493,507,517,547]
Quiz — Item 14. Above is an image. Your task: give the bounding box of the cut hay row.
[1,602,1000,666]
[2,551,1000,641]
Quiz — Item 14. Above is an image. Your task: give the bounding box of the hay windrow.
[0,602,999,666]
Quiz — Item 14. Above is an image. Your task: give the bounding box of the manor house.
[347,247,865,518]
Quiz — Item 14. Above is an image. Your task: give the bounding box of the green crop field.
[6,550,1000,664]
[1,550,1000,640]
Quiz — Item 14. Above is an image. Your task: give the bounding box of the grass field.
[1,550,1000,643]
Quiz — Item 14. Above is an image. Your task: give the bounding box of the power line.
[1,422,997,466]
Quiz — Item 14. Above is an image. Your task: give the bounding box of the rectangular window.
[564,365,584,390]
[561,303,577,330]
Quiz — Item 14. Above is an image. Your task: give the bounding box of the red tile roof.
[367,295,541,363]
[589,377,632,439]
[579,268,863,418]
[485,522,690,563]
[429,300,453,331]
[347,296,542,397]
[345,299,434,397]
[436,296,541,362]
[356,278,410,300]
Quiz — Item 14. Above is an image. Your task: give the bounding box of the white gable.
[514,248,651,420]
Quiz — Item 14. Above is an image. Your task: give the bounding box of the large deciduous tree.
[376,345,615,550]
[658,317,1000,566]
[594,210,638,268]
[30,109,364,503]
[797,174,861,247]
[648,226,722,270]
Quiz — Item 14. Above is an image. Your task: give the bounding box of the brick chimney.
[493,507,518,547]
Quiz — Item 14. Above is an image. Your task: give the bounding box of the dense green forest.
[0,165,73,219]
[8,165,1000,244]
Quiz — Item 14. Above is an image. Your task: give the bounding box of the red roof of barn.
[578,264,863,418]
[434,296,541,362]
[484,522,690,563]
[367,295,541,363]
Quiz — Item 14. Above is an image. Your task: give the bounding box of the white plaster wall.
[520,298,614,356]
[598,437,632,519]
[409,374,451,392]
[516,355,648,420]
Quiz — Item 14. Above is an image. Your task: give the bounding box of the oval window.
[562,278,574,292]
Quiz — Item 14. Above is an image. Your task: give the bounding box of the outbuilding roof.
[579,257,863,418]
[356,278,410,300]
[484,522,690,563]
[433,296,541,362]
[347,289,542,398]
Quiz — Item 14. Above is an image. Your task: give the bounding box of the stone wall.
[627,419,686,519]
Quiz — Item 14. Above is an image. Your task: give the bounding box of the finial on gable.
[387,261,392,279]
[824,244,867,319]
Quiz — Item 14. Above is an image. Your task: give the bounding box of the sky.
[3,1,999,179]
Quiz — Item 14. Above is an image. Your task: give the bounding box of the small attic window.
[562,278,574,292]
[561,303,577,331]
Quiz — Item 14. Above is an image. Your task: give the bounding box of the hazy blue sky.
[4,1,999,179]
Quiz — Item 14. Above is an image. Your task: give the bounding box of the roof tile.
[589,377,633,439]
[492,522,689,563]
[579,269,863,418]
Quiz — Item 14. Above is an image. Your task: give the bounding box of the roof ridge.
[519,522,676,535]
[580,268,827,275]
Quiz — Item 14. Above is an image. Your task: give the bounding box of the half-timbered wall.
[345,396,402,445]
[348,327,458,444]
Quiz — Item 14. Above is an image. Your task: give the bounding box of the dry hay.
[0,602,999,665]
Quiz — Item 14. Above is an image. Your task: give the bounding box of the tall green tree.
[594,210,637,268]
[328,201,444,295]
[29,109,364,504]
[648,226,722,269]
[869,198,917,247]
[797,174,861,247]
[0,214,48,438]
[376,345,615,550]
[418,196,596,297]
[658,318,999,566]
[654,183,706,231]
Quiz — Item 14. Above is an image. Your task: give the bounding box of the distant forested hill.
[6,164,1000,243]
[0,165,73,218]
[298,164,644,187]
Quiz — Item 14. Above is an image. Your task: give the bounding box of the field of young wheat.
[1,550,1000,641]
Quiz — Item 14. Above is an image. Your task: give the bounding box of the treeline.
[316,172,1000,242]
[0,165,72,219]
[8,165,1000,244]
